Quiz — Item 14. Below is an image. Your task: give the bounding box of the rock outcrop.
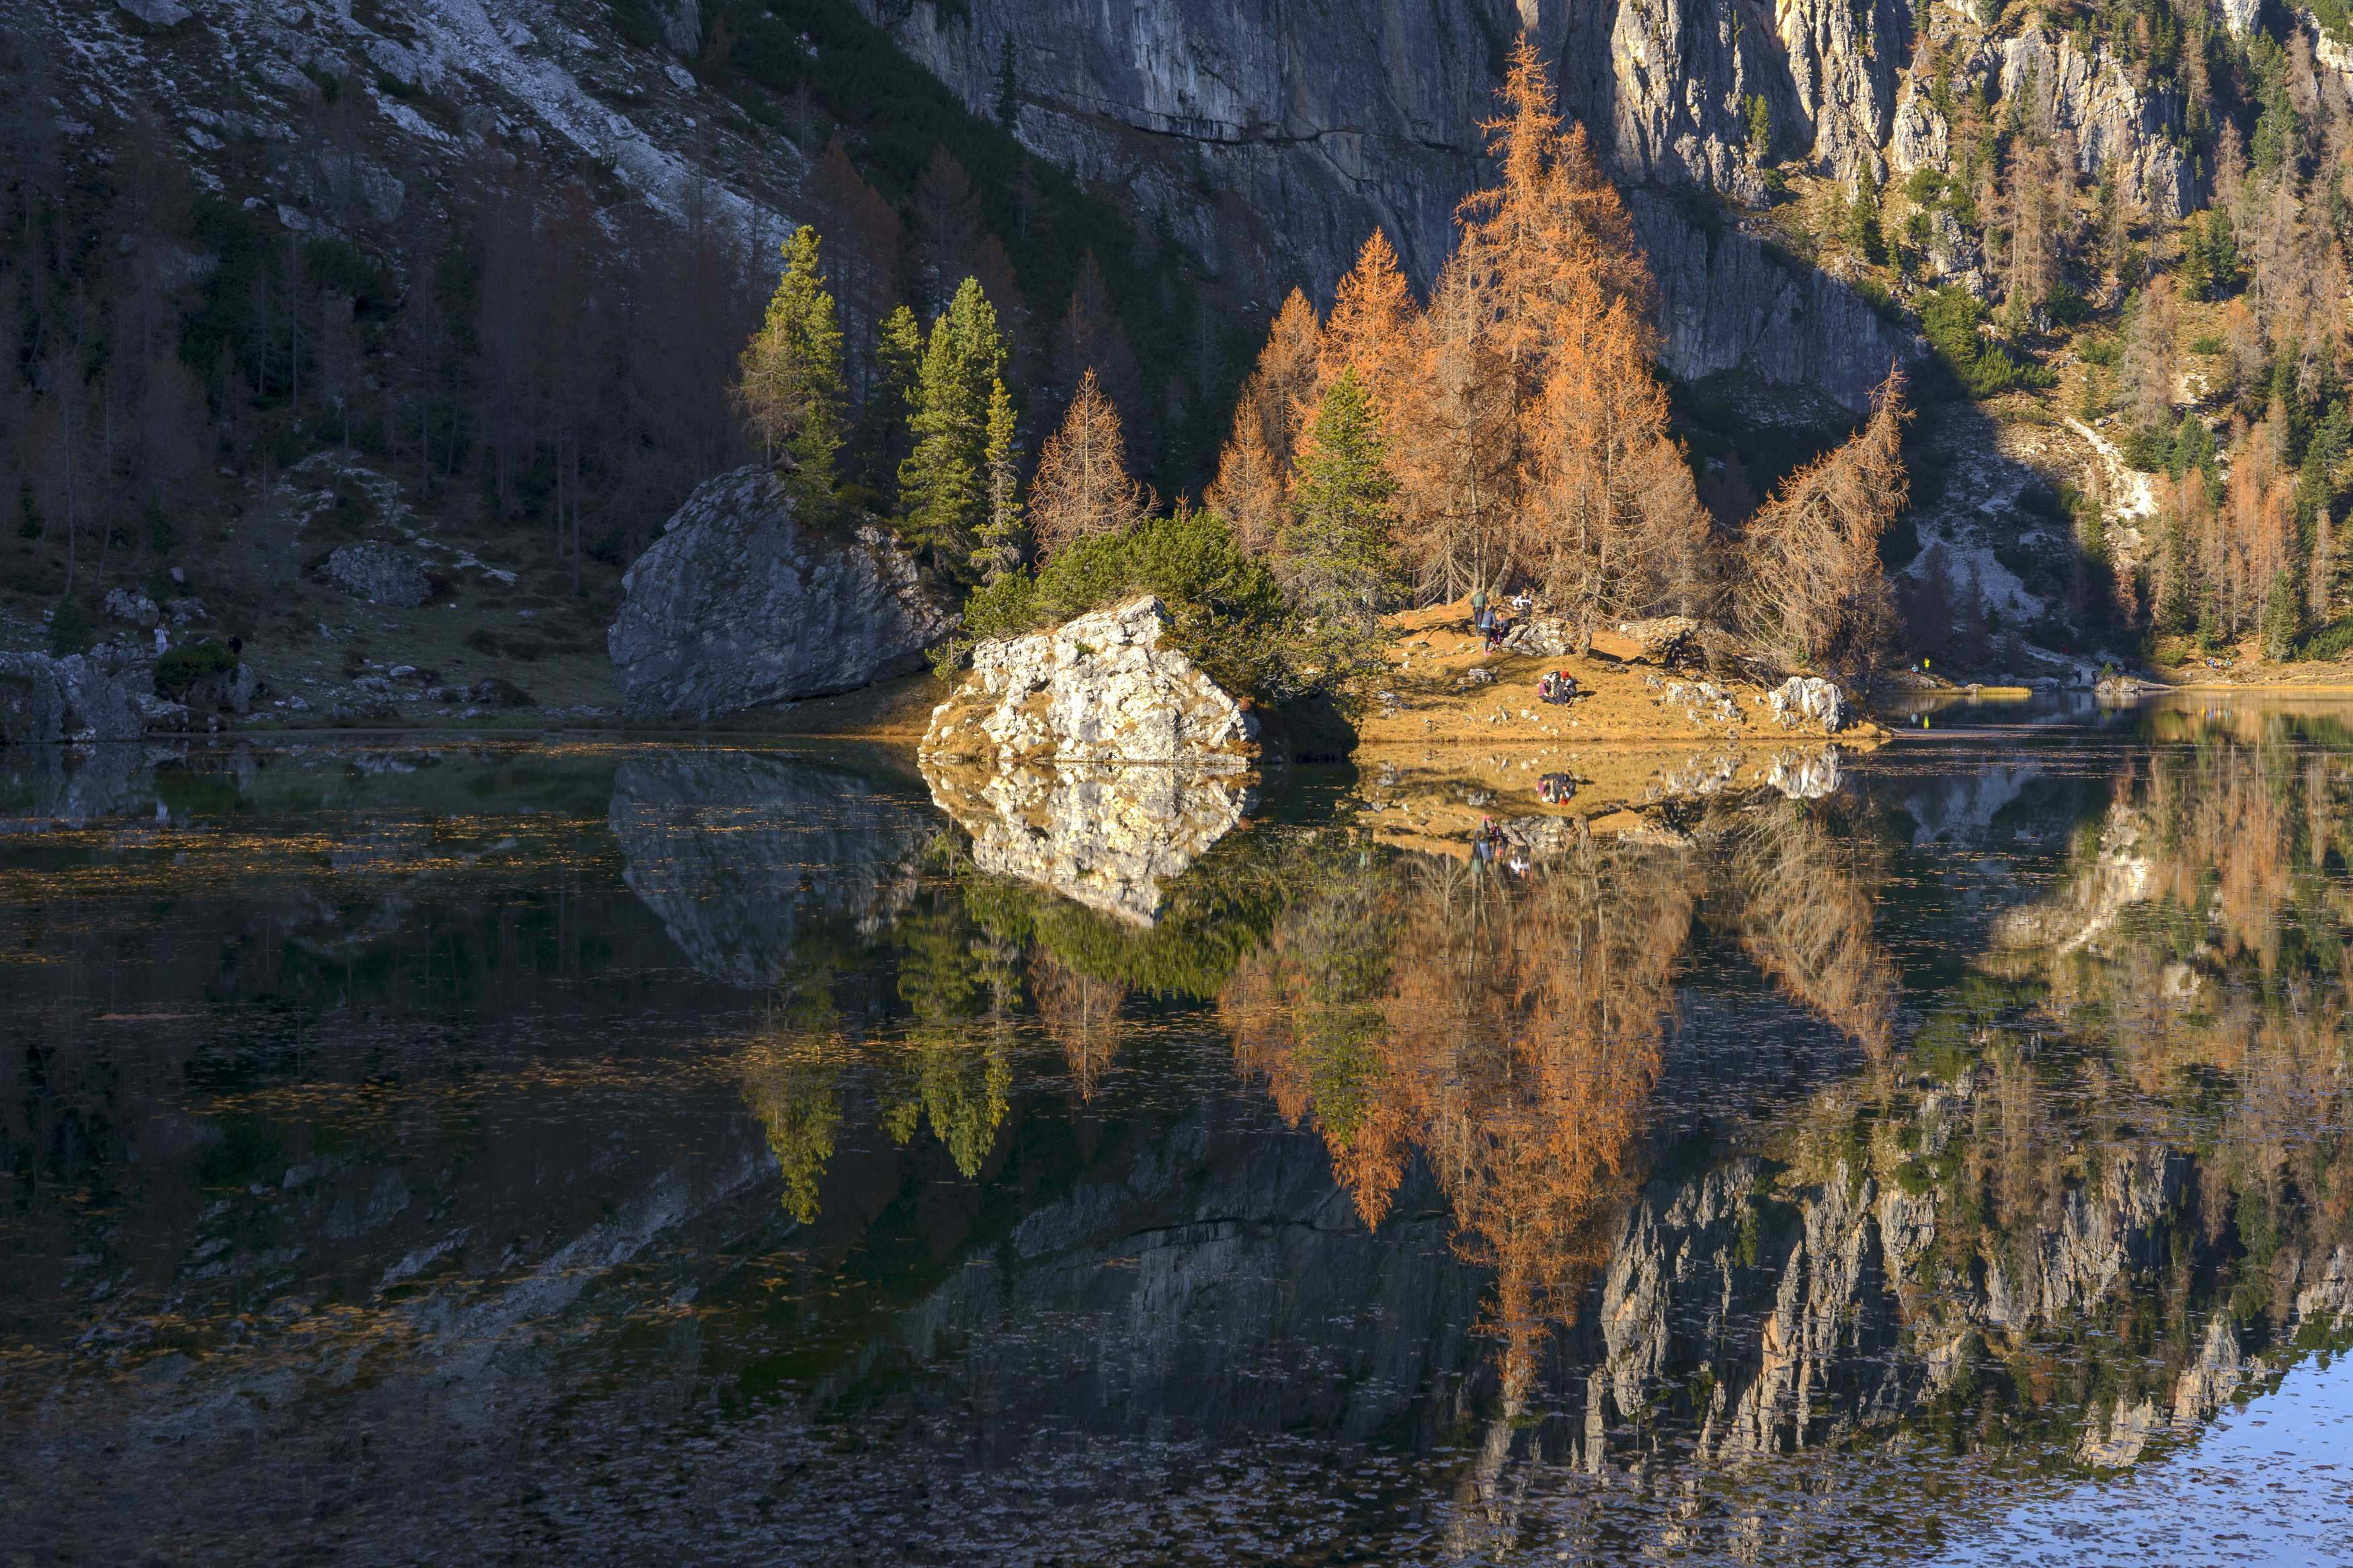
[922,596,1267,768]
[608,468,957,720]
[0,652,155,743]
[1768,675,1853,732]
[323,543,434,608]
[922,758,1253,924]
[104,587,160,626]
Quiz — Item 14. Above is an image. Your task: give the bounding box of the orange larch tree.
[1029,367,1148,556]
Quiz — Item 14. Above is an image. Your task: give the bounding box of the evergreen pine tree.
[1282,368,1404,667]
[972,377,1025,583]
[865,304,926,502]
[899,278,1010,569]
[735,226,846,496]
[1848,167,1885,263]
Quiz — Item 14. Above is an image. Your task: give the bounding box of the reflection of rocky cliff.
[921,758,1253,925]
[610,749,937,985]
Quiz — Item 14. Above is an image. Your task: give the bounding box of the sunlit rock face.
[610,750,937,983]
[608,468,957,720]
[922,756,1253,924]
[922,596,1266,770]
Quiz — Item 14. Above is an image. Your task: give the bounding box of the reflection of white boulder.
[923,759,1251,925]
[1765,745,1845,800]
[922,596,1264,768]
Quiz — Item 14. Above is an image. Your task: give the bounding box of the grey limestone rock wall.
[859,0,2186,415]
[0,652,155,743]
[608,466,957,719]
[1631,192,1921,411]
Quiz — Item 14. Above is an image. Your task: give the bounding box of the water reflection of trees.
[1221,801,1900,1411]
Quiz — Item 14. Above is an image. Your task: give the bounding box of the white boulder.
[1767,675,1852,733]
[922,595,1265,768]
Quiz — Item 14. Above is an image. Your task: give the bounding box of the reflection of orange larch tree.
[1029,947,1128,1102]
[1725,800,1900,1059]
[1224,842,1697,1412]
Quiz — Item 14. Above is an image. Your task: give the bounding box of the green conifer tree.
[899,278,1010,570]
[736,226,846,497]
[1282,368,1404,677]
[1848,167,1886,263]
[972,377,1025,583]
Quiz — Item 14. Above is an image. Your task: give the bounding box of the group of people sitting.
[1537,671,1577,705]
[1470,588,1536,652]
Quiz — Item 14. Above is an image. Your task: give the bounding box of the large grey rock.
[179,661,262,716]
[323,544,433,608]
[0,653,71,743]
[1767,675,1852,733]
[921,596,1265,768]
[0,653,152,742]
[104,587,160,626]
[609,468,956,719]
[117,0,193,25]
[922,757,1252,925]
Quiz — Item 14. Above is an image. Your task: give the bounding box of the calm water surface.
[4,700,2350,1565]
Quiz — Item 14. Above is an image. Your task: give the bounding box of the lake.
[4,702,2349,1565]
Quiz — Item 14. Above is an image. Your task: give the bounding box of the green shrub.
[1921,286,2055,399]
[1903,168,1948,204]
[943,507,1296,698]
[2189,334,2225,356]
[2079,337,2121,367]
[2303,620,2353,661]
[156,637,239,696]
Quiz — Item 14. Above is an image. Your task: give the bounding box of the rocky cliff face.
[608,468,957,719]
[861,0,1930,411]
[921,595,1267,768]
[861,0,2197,415]
[1631,192,1919,413]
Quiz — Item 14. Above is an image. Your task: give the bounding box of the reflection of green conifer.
[742,1045,842,1225]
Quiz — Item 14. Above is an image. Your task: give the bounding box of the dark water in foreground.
[3,701,2350,1565]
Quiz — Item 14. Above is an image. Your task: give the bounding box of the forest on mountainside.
[0,0,1246,651]
[17,0,2353,681]
[1795,0,2353,665]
